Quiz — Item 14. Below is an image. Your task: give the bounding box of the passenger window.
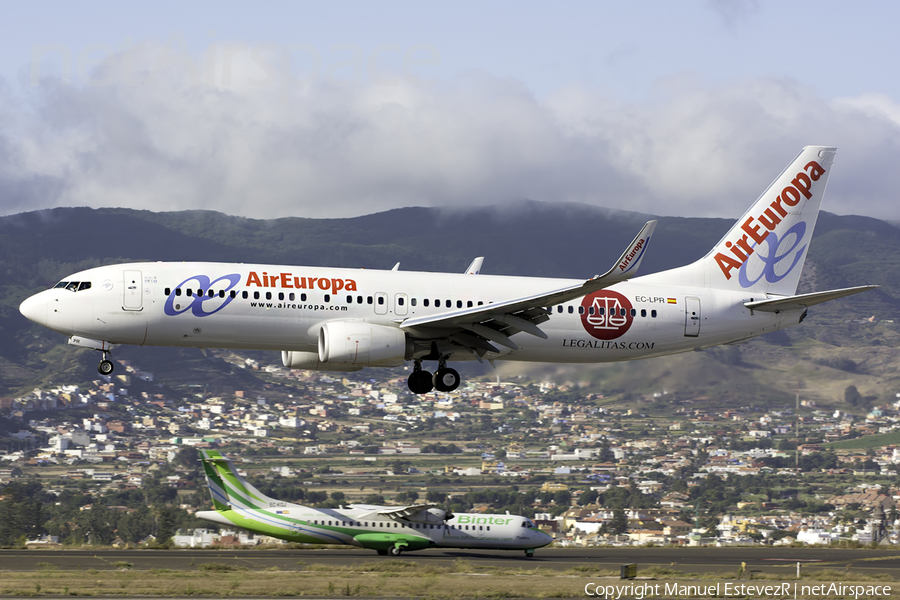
[578,306,584,314]
[641,309,647,317]
[357,296,363,304]
[219,290,225,298]
[325,294,330,302]
[266,292,272,300]
[208,290,215,298]
[446,300,451,308]
[278,292,284,301]
[398,297,405,306]
[424,299,429,307]
[651,310,657,318]
[175,288,182,297]
[230,290,236,298]
[467,300,473,308]
[620,308,626,316]
[630,309,636,316]
[301,293,307,301]
[346,295,352,303]
[589,307,595,315]
[186,289,193,297]
[411,298,417,306]
[478,301,483,306]
[242,291,248,299]
[254,291,260,300]
[599,307,605,315]
[165,288,171,296]
[289,293,295,301]
[377,296,384,305]
[568,306,573,314]
[457,300,462,308]
[197,289,203,296]
[367,296,373,304]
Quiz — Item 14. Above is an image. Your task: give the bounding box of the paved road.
[2,547,898,576]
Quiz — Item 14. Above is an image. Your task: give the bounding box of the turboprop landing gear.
[524,549,534,558]
[432,357,460,392]
[389,546,403,556]
[407,361,434,394]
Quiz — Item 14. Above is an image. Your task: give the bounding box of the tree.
[606,508,628,535]
[845,385,863,407]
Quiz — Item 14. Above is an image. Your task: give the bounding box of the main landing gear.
[407,359,460,394]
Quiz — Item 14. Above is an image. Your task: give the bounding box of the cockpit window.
[54,281,92,292]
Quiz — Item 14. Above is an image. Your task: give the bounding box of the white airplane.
[19,146,876,394]
[196,450,553,557]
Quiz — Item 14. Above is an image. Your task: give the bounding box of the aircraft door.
[394,293,408,316]
[123,270,143,311]
[684,296,700,337]
[374,292,388,315]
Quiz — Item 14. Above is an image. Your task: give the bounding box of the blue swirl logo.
[738,222,807,288]
[164,274,241,317]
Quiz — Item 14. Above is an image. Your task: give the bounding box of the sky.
[2,0,900,222]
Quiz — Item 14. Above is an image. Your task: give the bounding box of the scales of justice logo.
[580,290,634,340]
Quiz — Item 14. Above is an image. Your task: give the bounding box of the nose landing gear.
[97,350,114,375]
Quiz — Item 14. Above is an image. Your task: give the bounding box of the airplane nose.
[19,293,49,326]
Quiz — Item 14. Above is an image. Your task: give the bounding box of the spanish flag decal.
[667,298,677,304]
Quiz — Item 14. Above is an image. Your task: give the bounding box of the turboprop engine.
[407,507,453,524]
[318,321,410,367]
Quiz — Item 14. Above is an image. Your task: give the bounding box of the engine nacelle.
[318,321,409,367]
[281,350,362,372]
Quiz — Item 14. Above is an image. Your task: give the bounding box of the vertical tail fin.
[670,146,837,295]
[200,450,274,511]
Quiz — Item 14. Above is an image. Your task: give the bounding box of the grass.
[826,431,900,450]
[0,560,897,598]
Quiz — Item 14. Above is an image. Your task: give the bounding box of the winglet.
[464,257,484,275]
[593,220,657,284]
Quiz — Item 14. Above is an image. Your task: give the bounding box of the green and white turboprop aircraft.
[196,450,553,557]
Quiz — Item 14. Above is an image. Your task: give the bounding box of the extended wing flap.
[743,285,879,312]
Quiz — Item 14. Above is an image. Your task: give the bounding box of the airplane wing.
[400,221,657,354]
[376,503,441,520]
[743,285,879,312]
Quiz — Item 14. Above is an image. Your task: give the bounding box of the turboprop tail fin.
[670,146,837,295]
[200,450,276,511]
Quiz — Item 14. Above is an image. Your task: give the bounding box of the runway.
[2,546,899,576]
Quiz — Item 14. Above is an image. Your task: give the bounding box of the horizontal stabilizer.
[743,285,879,312]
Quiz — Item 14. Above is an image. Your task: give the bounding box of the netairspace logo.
[583,582,892,599]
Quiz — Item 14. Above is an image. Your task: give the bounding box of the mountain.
[1,202,898,406]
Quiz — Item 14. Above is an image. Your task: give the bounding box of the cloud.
[2,43,900,221]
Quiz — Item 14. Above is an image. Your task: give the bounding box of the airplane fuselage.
[25,260,801,364]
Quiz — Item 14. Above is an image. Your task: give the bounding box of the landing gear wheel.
[524,549,534,558]
[98,360,114,376]
[433,367,460,392]
[408,369,434,394]
[389,546,402,556]
[377,549,388,556]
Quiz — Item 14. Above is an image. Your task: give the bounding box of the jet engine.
[318,321,410,367]
[281,350,362,372]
